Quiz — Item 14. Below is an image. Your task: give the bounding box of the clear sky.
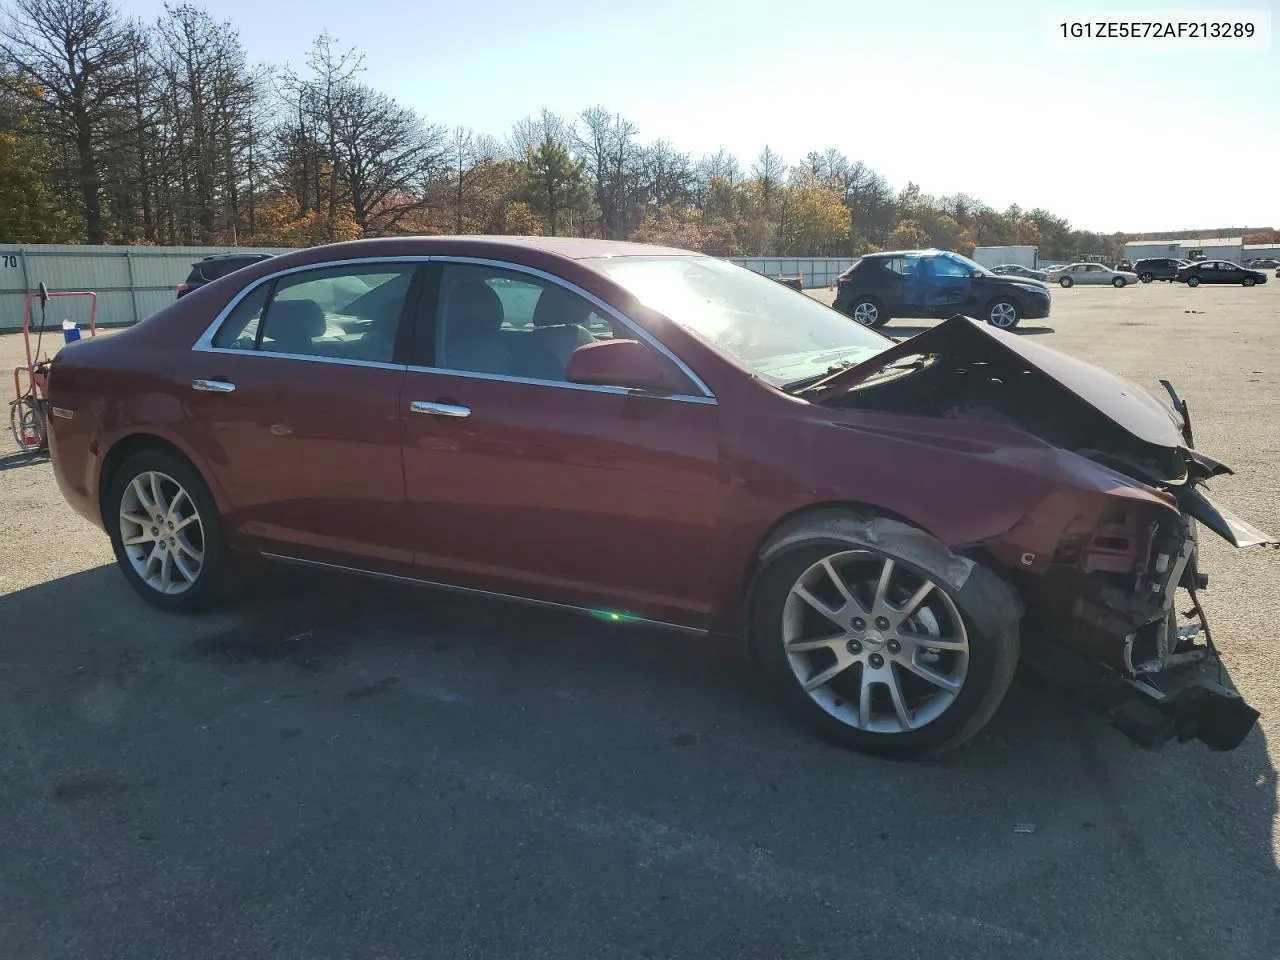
[116,0,1278,234]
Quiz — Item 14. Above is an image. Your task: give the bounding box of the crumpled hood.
[801,316,1277,548]
[804,315,1186,448]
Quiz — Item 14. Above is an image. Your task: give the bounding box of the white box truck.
[972,245,1038,269]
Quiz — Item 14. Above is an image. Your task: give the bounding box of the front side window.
[927,256,971,279]
[210,263,416,363]
[585,255,892,389]
[429,263,625,383]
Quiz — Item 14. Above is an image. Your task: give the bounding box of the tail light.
[177,282,189,297]
[837,273,853,286]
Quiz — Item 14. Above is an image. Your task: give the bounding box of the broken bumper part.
[1111,656,1260,751]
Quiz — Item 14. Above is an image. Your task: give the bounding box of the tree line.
[2,0,1129,260]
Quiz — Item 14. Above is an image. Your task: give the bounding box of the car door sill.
[258,551,708,636]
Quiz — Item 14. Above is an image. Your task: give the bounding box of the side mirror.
[971,269,984,279]
[38,281,49,306]
[566,338,667,390]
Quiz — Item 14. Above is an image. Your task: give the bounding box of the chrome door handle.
[410,400,470,418]
[192,379,236,394]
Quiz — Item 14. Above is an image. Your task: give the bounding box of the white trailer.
[972,245,1038,269]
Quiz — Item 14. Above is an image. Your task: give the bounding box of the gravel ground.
[2,281,1278,959]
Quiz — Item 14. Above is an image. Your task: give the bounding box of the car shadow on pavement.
[0,450,48,472]
[3,562,1278,958]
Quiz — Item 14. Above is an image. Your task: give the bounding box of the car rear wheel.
[1140,273,1153,283]
[1059,276,1073,288]
[850,298,888,328]
[106,448,232,612]
[1187,276,1200,287]
[986,299,1020,330]
[1112,276,1126,288]
[751,529,1019,758]
[1243,277,1256,287]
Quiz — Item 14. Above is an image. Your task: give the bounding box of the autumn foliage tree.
[0,0,1152,260]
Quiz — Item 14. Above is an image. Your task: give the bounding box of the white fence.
[729,257,853,289]
[1,244,854,332]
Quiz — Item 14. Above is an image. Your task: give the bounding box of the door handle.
[410,400,470,418]
[192,379,236,394]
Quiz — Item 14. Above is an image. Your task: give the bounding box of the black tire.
[1139,273,1153,283]
[985,298,1021,330]
[849,297,889,329]
[105,447,233,612]
[1187,275,1200,287]
[1113,276,1126,288]
[1059,276,1073,288]
[1243,277,1256,287]
[750,525,1020,759]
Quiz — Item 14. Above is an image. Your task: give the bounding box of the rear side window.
[212,284,269,348]
[209,263,417,363]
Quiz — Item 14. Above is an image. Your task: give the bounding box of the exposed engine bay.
[801,316,1275,750]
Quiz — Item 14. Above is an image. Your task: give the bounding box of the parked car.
[1046,262,1140,287]
[45,236,1269,758]
[1133,257,1187,283]
[1244,258,1279,269]
[990,263,1048,281]
[1115,259,1135,272]
[177,252,275,298]
[1175,260,1268,287]
[834,249,1050,330]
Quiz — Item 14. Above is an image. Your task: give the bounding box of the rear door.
[180,261,424,567]
[397,259,721,626]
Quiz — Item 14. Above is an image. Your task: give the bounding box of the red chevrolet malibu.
[46,236,1271,757]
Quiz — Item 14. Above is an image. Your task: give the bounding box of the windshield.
[584,256,892,388]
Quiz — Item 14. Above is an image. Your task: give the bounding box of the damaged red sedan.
[46,237,1272,757]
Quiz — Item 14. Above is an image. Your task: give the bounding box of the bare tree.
[0,0,135,242]
[750,145,784,215]
[332,82,445,234]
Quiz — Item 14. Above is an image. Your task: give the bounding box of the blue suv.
[834,249,1052,330]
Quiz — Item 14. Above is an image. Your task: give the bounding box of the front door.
[922,255,972,314]
[399,261,721,626]
[180,261,423,566]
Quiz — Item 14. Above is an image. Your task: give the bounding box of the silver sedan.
[1046,263,1141,288]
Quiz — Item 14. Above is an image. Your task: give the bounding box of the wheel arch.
[98,431,233,531]
[737,502,1024,659]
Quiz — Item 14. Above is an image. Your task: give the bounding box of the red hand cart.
[9,287,97,454]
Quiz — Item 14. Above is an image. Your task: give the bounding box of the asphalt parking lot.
[2,280,1279,959]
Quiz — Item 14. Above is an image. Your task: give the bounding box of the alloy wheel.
[852,302,879,326]
[118,470,205,595]
[988,302,1018,328]
[781,550,969,733]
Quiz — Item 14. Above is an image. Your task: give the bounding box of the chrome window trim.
[190,254,717,403]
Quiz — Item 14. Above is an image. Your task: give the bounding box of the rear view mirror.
[566,338,666,390]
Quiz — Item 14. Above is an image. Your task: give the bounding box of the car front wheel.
[106,448,231,612]
[986,299,1020,330]
[1243,277,1256,287]
[751,527,1019,758]
[1059,276,1073,288]
[1113,276,1126,288]
[850,298,888,328]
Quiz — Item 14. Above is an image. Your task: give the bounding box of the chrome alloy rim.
[119,471,205,594]
[852,302,879,326]
[988,302,1017,328]
[782,551,969,733]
